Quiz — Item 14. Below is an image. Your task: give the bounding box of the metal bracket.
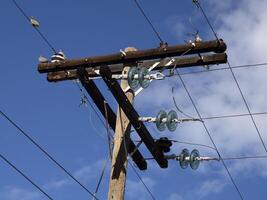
[134,58,175,96]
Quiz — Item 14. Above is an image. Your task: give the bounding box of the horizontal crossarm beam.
[47,53,227,82]
[38,39,226,73]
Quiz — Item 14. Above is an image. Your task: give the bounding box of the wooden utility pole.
[37,39,228,200]
[108,48,136,200]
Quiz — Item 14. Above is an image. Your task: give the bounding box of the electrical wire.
[172,87,200,120]
[193,0,267,153]
[192,0,219,41]
[227,61,267,152]
[132,0,164,44]
[0,110,99,200]
[0,153,54,200]
[179,62,267,76]
[93,156,110,200]
[175,69,244,200]
[129,161,156,200]
[74,81,114,198]
[11,0,57,53]
[116,87,156,200]
[172,87,267,121]
[74,80,108,139]
[170,140,216,151]
[104,101,113,159]
[12,0,111,197]
[202,112,267,120]
[222,155,267,161]
[145,155,267,162]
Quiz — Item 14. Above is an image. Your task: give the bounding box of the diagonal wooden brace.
[99,66,168,168]
[77,67,147,170]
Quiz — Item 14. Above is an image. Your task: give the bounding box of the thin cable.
[170,140,216,151]
[193,0,267,153]
[0,153,54,200]
[227,61,267,152]
[193,0,219,41]
[172,87,200,120]
[93,156,110,199]
[117,87,155,200]
[11,0,56,53]
[104,101,113,159]
[74,81,109,138]
[202,112,267,120]
[222,155,267,161]
[129,161,156,200]
[132,0,164,43]
[74,81,106,128]
[172,62,267,76]
[0,110,99,200]
[74,82,113,198]
[175,69,244,200]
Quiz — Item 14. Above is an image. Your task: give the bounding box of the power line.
[0,110,99,200]
[76,81,154,199]
[222,155,267,161]
[74,81,115,199]
[74,80,108,140]
[178,62,267,76]
[104,101,113,159]
[193,0,219,41]
[202,112,267,120]
[227,61,267,152]
[11,0,57,53]
[93,156,110,199]
[132,0,164,44]
[193,0,267,153]
[175,69,244,199]
[170,140,216,151]
[0,153,54,200]
[116,87,156,200]
[129,161,156,200]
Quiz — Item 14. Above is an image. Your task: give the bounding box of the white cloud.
[196,179,226,198]
[44,178,70,190]
[125,177,156,200]
[168,193,184,200]
[136,0,267,198]
[43,158,109,192]
[0,187,41,200]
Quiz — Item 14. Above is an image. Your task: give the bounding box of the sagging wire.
[178,62,267,76]
[0,153,54,200]
[92,155,110,200]
[117,97,155,200]
[0,110,99,200]
[104,101,113,159]
[11,0,57,53]
[132,0,165,46]
[174,68,244,200]
[129,161,156,200]
[74,80,107,139]
[170,139,216,151]
[171,87,202,121]
[192,0,219,41]
[192,0,267,153]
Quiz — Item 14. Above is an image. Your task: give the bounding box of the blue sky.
[0,0,267,199]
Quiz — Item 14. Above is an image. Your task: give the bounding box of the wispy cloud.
[125,177,156,200]
[0,186,41,200]
[136,0,267,198]
[168,193,184,200]
[196,179,226,198]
